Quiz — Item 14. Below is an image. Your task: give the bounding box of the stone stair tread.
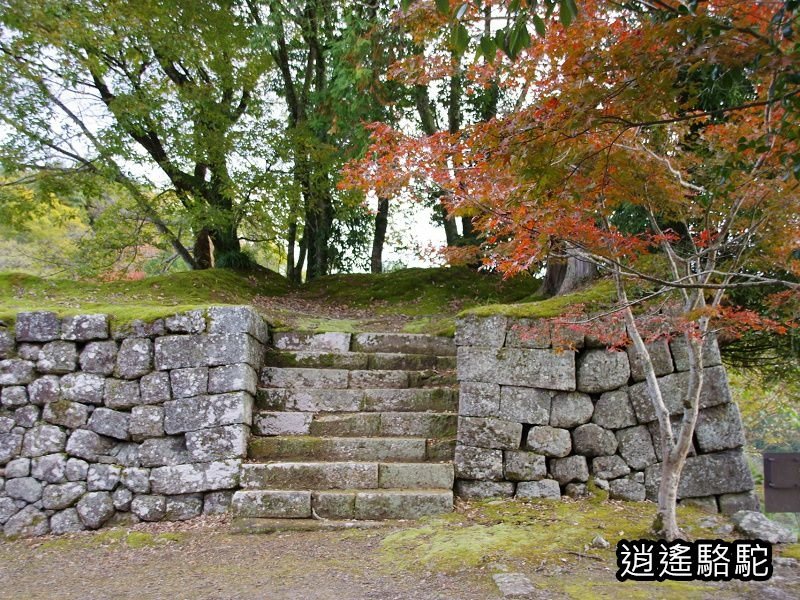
[260,367,457,389]
[264,350,457,371]
[271,331,456,356]
[255,387,459,413]
[248,435,441,462]
[230,518,391,534]
[254,410,458,438]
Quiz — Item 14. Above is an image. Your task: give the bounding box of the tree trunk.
[371,196,389,273]
[461,216,476,244]
[286,219,297,282]
[543,242,598,296]
[209,223,241,262]
[193,228,214,270]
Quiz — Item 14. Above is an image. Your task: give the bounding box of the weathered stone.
[273,331,351,353]
[0,416,14,433]
[154,335,205,370]
[203,490,233,515]
[149,460,241,495]
[0,359,35,385]
[516,479,561,499]
[616,426,657,470]
[60,372,105,405]
[17,343,41,361]
[550,392,594,428]
[572,423,618,457]
[22,424,66,457]
[453,445,504,480]
[8,479,42,508]
[584,315,626,349]
[680,496,719,513]
[628,366,732,423]
[87,463,121,491]
[121,467,151,493]
[232,489,311,518]
[0,496,19,524]
[308,490,354,519]
[112,487,133,511]
[37,341,77,374]
[565,483,589,498]
[626,339,674,382]
[14,405,39,428]
[138,437,188,467]
[185,424,249,462]
[208,363,258,395]
[42,400,88,430]
[1,385,28,408]
[592,389,637,430]
[457,417,523,450]
[644,451,754,500]
[129,405,165,440]
[114,337,152,380]
[526,426,571,457]
[718,491,759,514]
[209,306,269,342]
[139,371,171,404]
[31,453,67,483]
[111,318,165,340]
[88,408,130,440]
[50,507,85,534]
[42,482,86,510]
[453,480,515,499]
[504,451,547,481]
[0,432,23,465]
[65,458,89,481]
[165,310,206,334]
[66,429,113,461]
[62,314,108,341]
[670,334,722,372]
[16,312,60,342]
[28,375,60,405]
[164,494,203,521]
[458,381,500,417]
[576,349,630,393]
[170,367,208,398]
[732,511,797,544]
[349,369,409,389]
[3,505,49,537]
[79,341,117,375]
[550,455,589,485]
[253,411,311,436]
[131,494,166,521]
[457,346,575,391]
[647,417,697,458]
[206,333,262,368]
[0,329,14,359]
[354,489,453,520]
[261,366,349,389]
[378,463,452,490]
[163,392,252,434]
[498,386,551,424]
[76,491,115,529]
[108,442,140,467]
[609,478,646,502]
[103,379,141,410]
[505,318,552,349]
[492,572,537,599]
[695,403,745,453]
[6,457,30,478]
[352,332,455,356]
[592,455,630,480]
[455,315,508,348]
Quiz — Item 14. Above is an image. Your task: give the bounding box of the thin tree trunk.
[193,228,214,269]
[371,196,389,273]
[286,219,297,282]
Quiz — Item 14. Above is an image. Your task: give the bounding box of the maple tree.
[344,0,800,540]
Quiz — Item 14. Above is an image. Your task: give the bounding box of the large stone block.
[65,429,113,461]
[14,404,39,427]
[0,329,14,359]
[138,437,188,467]
[87,464,121,491]
[30,453,67,483]
[458,381,500,417]
[354,489,452,520]
[616,425,657,470]
[0,496,17,524]
[0,416,14,433]
[352,333,455,356]
[60,373,105,405]
[718,491,759,514]
[88,407,130,441]
[378,463,454,490]
[149,459,241,494]
[65,457,89,481]
[628,366,732,423]
[694,403,746,453]
[0,359,35,385]
[253,411,312,436]
[3,505,49,537]
[79,341,117,375]
[163,392,253,434]
[37,341,77,374]
[185,424,249,462]
[131,494,166,521]
[550,455,589,485]
[208,363,258,395]
[129,405,165,440]
[516,479,561,499]
[139,371,171,404]
[154,335,205,370]
[121,467,151,493]
[1,385,27,407]
[165,494,203,521]
[455,480,516,499]
[116,338,153,379]
[592,389,637,430]
[207,306,269,344]
[504,318,551,349]
[644,450,754,500]
[453,445,504,480]
[50,507,85,534]
[273,332,351,353]
[16,312,60,342]
[550,392,594,428]
[0,432,23,465]
[311,491,355,519]
[203,491,233,515]
[6,477,43,502]
[455,315,508,348]
[22,424,66,457]
[504,450,547,481]
[165,310,206,334]
[6,457,29,478]
[670,334,722,372]
[205,333,262,368]
[592,455,630,480]
[626,339,674,382]
[457,417,523,450]
[572,423,618,457]
[609,478,646,502]
[62,314,109,341]
[170,367,208,399]
[526,426,571,457]
[648,418,697,458]
[576,349,630,393]
[498,386,551,424]
[232,490,311,518]
[28,375,60,405]
[457,346,576,391]
[261,366,349,389]
[104,378,141,409]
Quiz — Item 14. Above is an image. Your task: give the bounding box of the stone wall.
[453,315,757,514]
[0,307,267,537]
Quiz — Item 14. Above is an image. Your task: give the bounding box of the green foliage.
[732,370,800,452]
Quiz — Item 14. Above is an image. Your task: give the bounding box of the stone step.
[259,367,457,389]
[240,461,454,490]
[264,350,457,372]
[231,488,453,520]
[271,331,456,356]
[255,387,459,413]
[253,410,458,438]
[231,518,389,534]
[248,435,442,462]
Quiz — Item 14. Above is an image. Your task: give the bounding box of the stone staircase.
[231,332,459,527]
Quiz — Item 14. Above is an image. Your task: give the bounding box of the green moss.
[779,543,800,560]
[556,578,711,599]
[459,279,616,319]
[39,529,186,550]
